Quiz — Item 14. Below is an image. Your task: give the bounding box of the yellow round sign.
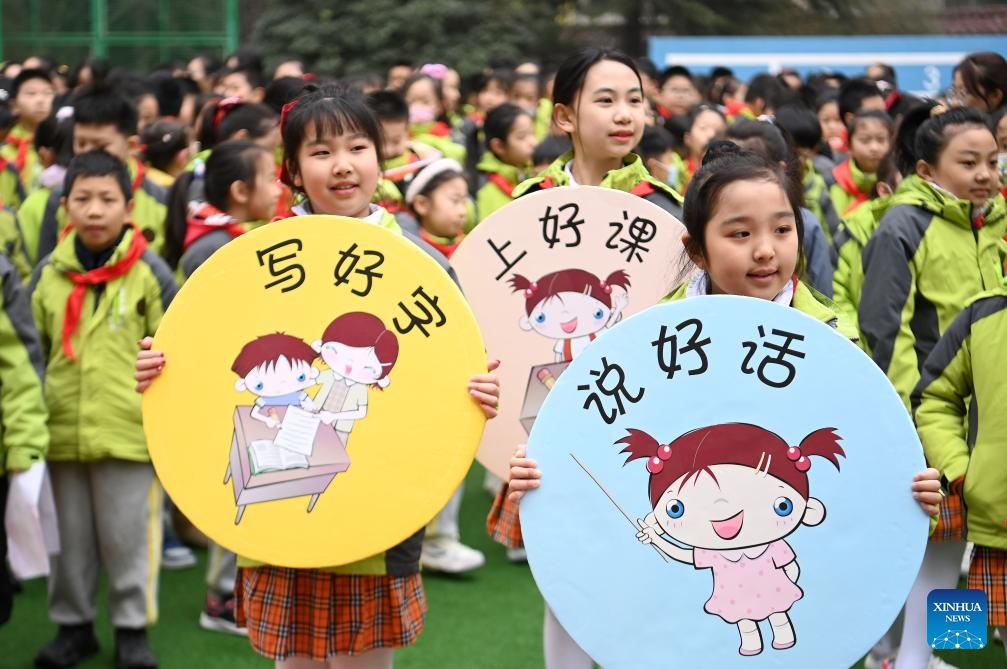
[143,215,487,568]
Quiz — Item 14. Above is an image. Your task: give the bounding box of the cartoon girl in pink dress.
[625,423,844,656]
[510,269,630,362]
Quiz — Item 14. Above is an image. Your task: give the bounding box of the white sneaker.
[162,545,197,570]
[995,627,1002,644]
[928,655,959,669]
[421,538,485,574]
[506,547,527,563]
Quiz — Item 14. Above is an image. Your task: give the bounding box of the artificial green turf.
[1,466,1004,668]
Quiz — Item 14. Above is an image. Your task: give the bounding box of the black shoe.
[114,628,158,669]
[34,623,100,669]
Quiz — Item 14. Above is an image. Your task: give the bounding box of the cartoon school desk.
[224,406,351,524]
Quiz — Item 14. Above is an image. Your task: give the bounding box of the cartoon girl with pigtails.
[510,269,631,362]
[625,423,845,657]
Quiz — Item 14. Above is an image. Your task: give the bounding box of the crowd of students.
[0,43,1004,669]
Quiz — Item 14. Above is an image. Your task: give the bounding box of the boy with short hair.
[30,150,177,669]
[2,68,55,195]
[18,84,168,266]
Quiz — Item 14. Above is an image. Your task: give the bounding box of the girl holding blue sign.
[508,142,944,664]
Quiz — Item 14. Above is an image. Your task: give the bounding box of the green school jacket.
[0,157,26,211]
[30,226,177,462]
[859,177,1007,410]
[513,150,684,219]
[22,157,168,264]
[663,278,859,341]
[828,158,876,222]
[831,193,898,334]
[0,254,48,475]
[803,160,841,247]
[912,285,1007,550]
[0,123,41,194]
[0,205,32,284]
[475,151,528,223]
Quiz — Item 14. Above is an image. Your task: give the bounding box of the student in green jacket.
[506,141,942,665]
[0,251,49,627]
[475,103,537,223]
[20,82,168,265]
[859,104,1006,669]
[1,69,55,196]
[913,283,1007,659]
[831,151,901,334]
[826,110,892,228]
[31,151,177,669]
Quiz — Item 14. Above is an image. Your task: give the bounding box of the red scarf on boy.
[5,134,31,173]
[62,224,147,361]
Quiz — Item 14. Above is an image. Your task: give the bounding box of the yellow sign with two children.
[142,216,487,568]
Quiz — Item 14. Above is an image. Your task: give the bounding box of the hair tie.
[601,282,612,295]
[786,446,811,472]
[213,96,242,131]
[646,444,672,474]
[930,104,948,118]
[524,281,538,299]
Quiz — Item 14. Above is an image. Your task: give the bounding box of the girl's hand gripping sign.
[450,186,688,479]
[142,216,486,568]
[521,296,928,669]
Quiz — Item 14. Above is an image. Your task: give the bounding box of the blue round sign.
[521,296,928,669]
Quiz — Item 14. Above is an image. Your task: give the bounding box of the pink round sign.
[451,186,689,478]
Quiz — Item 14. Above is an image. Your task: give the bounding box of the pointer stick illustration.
[570,453,671,563]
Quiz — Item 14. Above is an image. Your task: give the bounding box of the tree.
[249,0,568,77]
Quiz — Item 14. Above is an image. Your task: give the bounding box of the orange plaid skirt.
[931,491,967,543]
[967,546,1006,627]
[234,567,426,660]
[486,483,523,549]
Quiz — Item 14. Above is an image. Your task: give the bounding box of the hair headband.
[404,157,464,205]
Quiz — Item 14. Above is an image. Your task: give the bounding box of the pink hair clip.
[420,63,448,80]
[601,282,612,294]
[646,444,673,474]
[786,446,811,472]
[524,281,538,298]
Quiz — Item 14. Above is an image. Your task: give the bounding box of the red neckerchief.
[419,228,463,259]
[655,104,674,121]
[427,121,452,138]
[488,173,515,197]
[832,160,870,214]
[62,224,147,361]
[5,134,31,173]
[274,164,294,219]
[562,333,597,362]
[183,201,246,251]
[129,158,145,195]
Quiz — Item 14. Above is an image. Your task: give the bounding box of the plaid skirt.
[931,490,967,543]
[967,546,1006,627]
[486,483,523,549]
[234,567,426,660]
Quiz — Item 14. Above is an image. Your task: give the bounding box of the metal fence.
[1,0,239,70]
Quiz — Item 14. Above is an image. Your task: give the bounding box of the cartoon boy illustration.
[624,423,844,656]
[311,312,399,445]
[510,269,630,362]
[231,332,320,428]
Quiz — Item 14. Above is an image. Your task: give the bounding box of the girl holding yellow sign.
[137,85,500,669]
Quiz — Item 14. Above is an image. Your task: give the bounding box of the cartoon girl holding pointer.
[624,423,844,657]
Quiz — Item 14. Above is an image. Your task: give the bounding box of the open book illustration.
[248,439,310,475]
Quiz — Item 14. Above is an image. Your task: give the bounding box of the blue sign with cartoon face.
[521,296,929,669]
